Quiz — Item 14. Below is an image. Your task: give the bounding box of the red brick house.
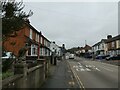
[39,32,51,58]
[3,20,51,59]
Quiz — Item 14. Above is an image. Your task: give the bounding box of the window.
[38,35,39,42]
[102,43,104,49]
[40,48,42,56]
[30,29,32,39]
[36,33,38,42]
[43,48,45,56]
[119,40,120,47]
[31,45,37,56]
[112,42,115,48]
[98,45,100,50]
[41,37,43,44]
[44,40,46,46]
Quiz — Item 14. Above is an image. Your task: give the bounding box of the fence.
[2,59,49,88]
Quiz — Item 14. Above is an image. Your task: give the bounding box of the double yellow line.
[67,61,85,90]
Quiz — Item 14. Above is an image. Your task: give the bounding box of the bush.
[2,71,14,80]
[2,58,14,72]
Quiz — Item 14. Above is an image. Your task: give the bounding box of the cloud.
[24,2,118,49]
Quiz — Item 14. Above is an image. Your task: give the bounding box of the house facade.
[106,34,120,56]
[50,42,62,57]
[92,35,120,57]
[92,39,107,56]
[3,20,51,59]
[75,45,92,57]
[40,33,51,58]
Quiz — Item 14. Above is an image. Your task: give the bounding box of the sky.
[22,1,118,49]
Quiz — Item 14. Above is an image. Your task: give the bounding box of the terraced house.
[92,34,120,57]
[3,20,51,59]
[106,34,120,56]
[40,33,51,58]
[92,39,107,56]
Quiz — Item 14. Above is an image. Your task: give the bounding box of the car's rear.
[69,54,75,59]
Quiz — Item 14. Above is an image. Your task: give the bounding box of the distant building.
[92,39,107,56]
[50,41,63,64]
[75,44,92,57]
[50,42,62,57]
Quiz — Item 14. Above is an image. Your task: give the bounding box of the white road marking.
[73,66,78,68]
[74,64,101,72]
[86,68,91,71]
[76,68,79,71]
[95,68,100,71]
[80,68,85,71]
[73,66,76,68]
[79,65,82,68]
[78,62,81,65]
[85,65,89,67]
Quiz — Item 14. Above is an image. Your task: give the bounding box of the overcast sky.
[23,1,118,49]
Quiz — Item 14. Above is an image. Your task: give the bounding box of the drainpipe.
[38,43,40,59]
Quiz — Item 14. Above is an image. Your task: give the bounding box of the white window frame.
[41,37,43,44]
[30,29,32,39]
[44,39,46,46]
[36,33,38,42]
[38,35,39,42]
[31,44,37,56]
[112,42,115,48]
[40,48,42,56]
[118,40,120,47]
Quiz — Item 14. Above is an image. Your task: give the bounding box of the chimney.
[107,35,112,39]
[24,19,30,24]
[53,41,55,44]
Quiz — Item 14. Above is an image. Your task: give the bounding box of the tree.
[1,0,33,71]
[1,0,33,40]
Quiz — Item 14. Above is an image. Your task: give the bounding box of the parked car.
[106,55,120,60]
[2,52,16,59]
[84,53,92,59]
[2,52,16,72]
[84,55,92,59]
[106,55,113,60]
[96,55,109,60]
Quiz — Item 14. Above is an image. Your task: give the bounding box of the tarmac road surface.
[67,57,118,89]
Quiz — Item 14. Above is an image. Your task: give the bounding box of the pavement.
[67,57,119,89]
[41,60,79,88]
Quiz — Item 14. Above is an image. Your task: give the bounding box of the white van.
[69,54,75,59]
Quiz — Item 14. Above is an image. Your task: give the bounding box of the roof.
[105,34,120,43]
[101,39,107,42]
[25,20,51,43]
[26,22,40,34]
[84,44,92,50]
[41,34,51,43]
[92,41,101,47]
[92,39,107,47]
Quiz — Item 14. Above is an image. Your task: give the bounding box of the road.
[67,57,119,89]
